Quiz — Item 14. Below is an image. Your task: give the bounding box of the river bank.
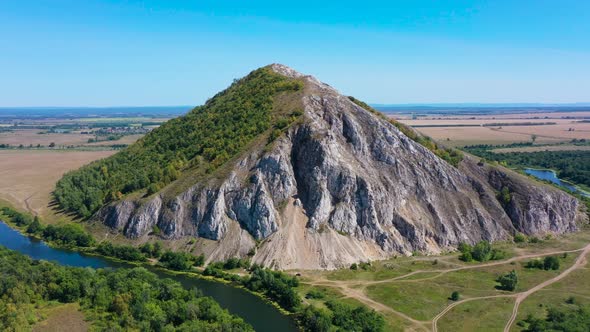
[524,168,590,197]
[0,212,299,332]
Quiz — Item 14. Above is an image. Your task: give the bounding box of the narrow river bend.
[0,221,299,332]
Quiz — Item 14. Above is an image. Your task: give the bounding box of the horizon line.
[1,103,590,109]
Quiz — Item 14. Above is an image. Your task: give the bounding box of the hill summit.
[55,64,586,269]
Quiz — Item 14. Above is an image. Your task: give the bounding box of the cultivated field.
[0,150,114,222]
[397,116,590,147]
[0,129,96,146]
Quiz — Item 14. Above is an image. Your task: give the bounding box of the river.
[0,220,298,332]
[524,168,590,198]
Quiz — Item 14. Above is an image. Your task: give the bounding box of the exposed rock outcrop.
[96,64,586,269]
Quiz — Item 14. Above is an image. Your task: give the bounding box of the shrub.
[159,251,196,271]
[305,289,325,300]
[299,305,332,332]
[497,270,518,291]
[514,233,527,243]
[543,256,560,270]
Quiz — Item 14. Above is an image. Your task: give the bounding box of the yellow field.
[0,150,114,222]
[397,117,590,147]
[0,129,95,146]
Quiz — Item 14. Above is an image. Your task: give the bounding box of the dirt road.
[503,243,590,332]
[303,243,590,332]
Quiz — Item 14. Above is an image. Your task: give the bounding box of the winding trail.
[24,194,36,215]
[503,243,590,332]
[303,243,590,332]
[431,294,514,332]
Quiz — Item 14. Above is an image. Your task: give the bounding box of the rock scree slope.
[65,64,585,269]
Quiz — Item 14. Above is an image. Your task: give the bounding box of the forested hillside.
[0,246,252,331]
[55,67,303,217]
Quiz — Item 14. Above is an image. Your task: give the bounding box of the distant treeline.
[464,145,590,188]
[411,122,556,128]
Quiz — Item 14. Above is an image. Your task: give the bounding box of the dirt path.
[431,294,515,332]
[24,194,36,215]
[303,244,590,331]
[503,243,590,332]
[305,246,585,288]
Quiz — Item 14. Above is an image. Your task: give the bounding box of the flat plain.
[0,129,96,146]
[396,112,590,147]
[0,149,114,221]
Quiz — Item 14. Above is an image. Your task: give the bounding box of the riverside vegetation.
[0,204,385,331]
[0,246,253,331]
[463,144,590,189]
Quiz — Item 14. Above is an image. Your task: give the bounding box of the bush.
[244,267,301,312]
[458,241,505,262]
[450,291,460,301]
[525,259,544,269]
[139,242,162,258]
[96,242,146,262]
[521,302,590,331]
[42,224,95,247]
[359,261,372,270]
[498,186,512,206]
[514,233,527,243]
[497,270,518,291]
[299,305,332,332]
[26,217,43,234]
[305,289,325,300]
[543,256,560,270]
[326,300,385,332]
[159,251,197,271]
[529,237,542,244]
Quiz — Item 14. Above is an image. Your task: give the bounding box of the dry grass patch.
[437,297,515,332]
[0,150,114,222]
[33,303,89,332]
[0,129,95,146]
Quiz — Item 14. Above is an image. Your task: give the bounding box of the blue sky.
[1,0,589,106]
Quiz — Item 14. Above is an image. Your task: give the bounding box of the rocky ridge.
[96,64,586,269]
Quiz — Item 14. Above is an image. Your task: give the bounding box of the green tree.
[472,241,492,262]
[299,305,332,332]
[450,291,460,301]
[543,256,560,270]
[497,270,518,291]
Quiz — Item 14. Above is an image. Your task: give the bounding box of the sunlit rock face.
[97,64,586,269]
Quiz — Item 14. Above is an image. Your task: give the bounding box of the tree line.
[464,145,590,189]
[0,246,253,331]
[1,205,386,331]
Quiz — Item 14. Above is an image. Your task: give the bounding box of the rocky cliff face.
[96,64,586,269]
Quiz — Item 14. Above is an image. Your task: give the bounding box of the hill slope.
[56,64,586,269]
